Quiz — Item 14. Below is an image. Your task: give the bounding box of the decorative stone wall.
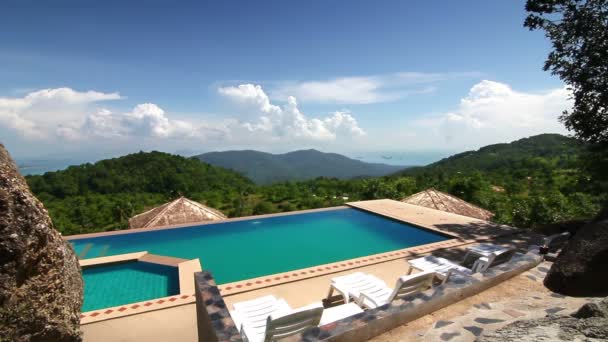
[194,271,241,342]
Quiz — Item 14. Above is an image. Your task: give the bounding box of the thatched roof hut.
[128,197,227,229]
[401,188,494,221]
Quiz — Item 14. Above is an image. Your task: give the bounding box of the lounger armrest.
[331,283,353,303]
[357,292,381,309]
[472,256,491,273]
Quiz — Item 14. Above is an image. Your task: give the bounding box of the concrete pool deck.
[348,199,521,241]
[78,199,540,340]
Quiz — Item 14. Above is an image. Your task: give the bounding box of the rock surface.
[478,298,608,342]
[543,209,608,296]
[0,144,83,341]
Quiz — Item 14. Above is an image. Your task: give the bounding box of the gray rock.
[474,317,505,324]
[434,320,454,328]
[545,307,565,314]
[440,332,460,341]
[572,298,608,319]
[544,209,608,296]
[478,299,608,341]
[464,326,483,337]
[0,144,83,341]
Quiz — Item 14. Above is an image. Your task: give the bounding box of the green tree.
[525,0,608,209]
[525,0,608,144]
[253,201,274,215]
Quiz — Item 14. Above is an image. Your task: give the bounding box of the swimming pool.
[70,208,449,285]
[81,261,179,312]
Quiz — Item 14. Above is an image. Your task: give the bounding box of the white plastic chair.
[409,244,516,281]
[356,270,438,309]
[326,272,388,304]
[327,271,438,309]
[461,244,516,272]
[230,295,323,342]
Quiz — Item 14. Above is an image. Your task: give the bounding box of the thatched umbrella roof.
[128,196,227,229]
[401,188,494,221]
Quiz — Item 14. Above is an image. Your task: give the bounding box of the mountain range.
[194,149,409,184]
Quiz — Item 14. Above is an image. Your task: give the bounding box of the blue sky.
[1,0,570,164]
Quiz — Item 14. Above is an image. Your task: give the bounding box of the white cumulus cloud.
[0,87,122,138]
[219,84,366,141]
[58,103,200,140]
[413,80,571,149]
[1,85,365,152]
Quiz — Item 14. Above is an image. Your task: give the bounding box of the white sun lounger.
[462,244,517,272]
[328,271,438,309]
[408,244,516,282]
[230,295,292,341]
[326,272,387,304]
[230,295,361,341]
[408,255,472,282]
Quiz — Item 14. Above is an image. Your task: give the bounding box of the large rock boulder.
[479,298,608,341]
[0,145,83,341]
[543,208,608,296]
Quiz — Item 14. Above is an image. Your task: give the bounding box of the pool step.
[78,243,93,259]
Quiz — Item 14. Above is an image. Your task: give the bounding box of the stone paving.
[370,261,598,342]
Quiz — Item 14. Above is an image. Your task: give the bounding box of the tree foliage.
[525,0,608,144]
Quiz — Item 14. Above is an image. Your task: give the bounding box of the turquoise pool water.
[82,261,179,312]
[71,208,448,285]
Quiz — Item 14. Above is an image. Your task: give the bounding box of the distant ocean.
[350,151,452,167]
[17,159,90,176]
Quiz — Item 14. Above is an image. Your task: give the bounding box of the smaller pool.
[82,261,179,312]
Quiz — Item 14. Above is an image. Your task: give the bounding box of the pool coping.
[79,252,202,324]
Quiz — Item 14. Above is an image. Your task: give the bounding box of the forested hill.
[26,151,254,234]
[398,134,584,177]
[24,134,604,236]
[194,149,407,184]
[386,133,602,229]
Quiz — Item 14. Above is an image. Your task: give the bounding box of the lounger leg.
[326,286,335,301]
[442,269,452,285]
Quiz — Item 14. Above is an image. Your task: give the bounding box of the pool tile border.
[80,292,197,324]
[79,252,202,324]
